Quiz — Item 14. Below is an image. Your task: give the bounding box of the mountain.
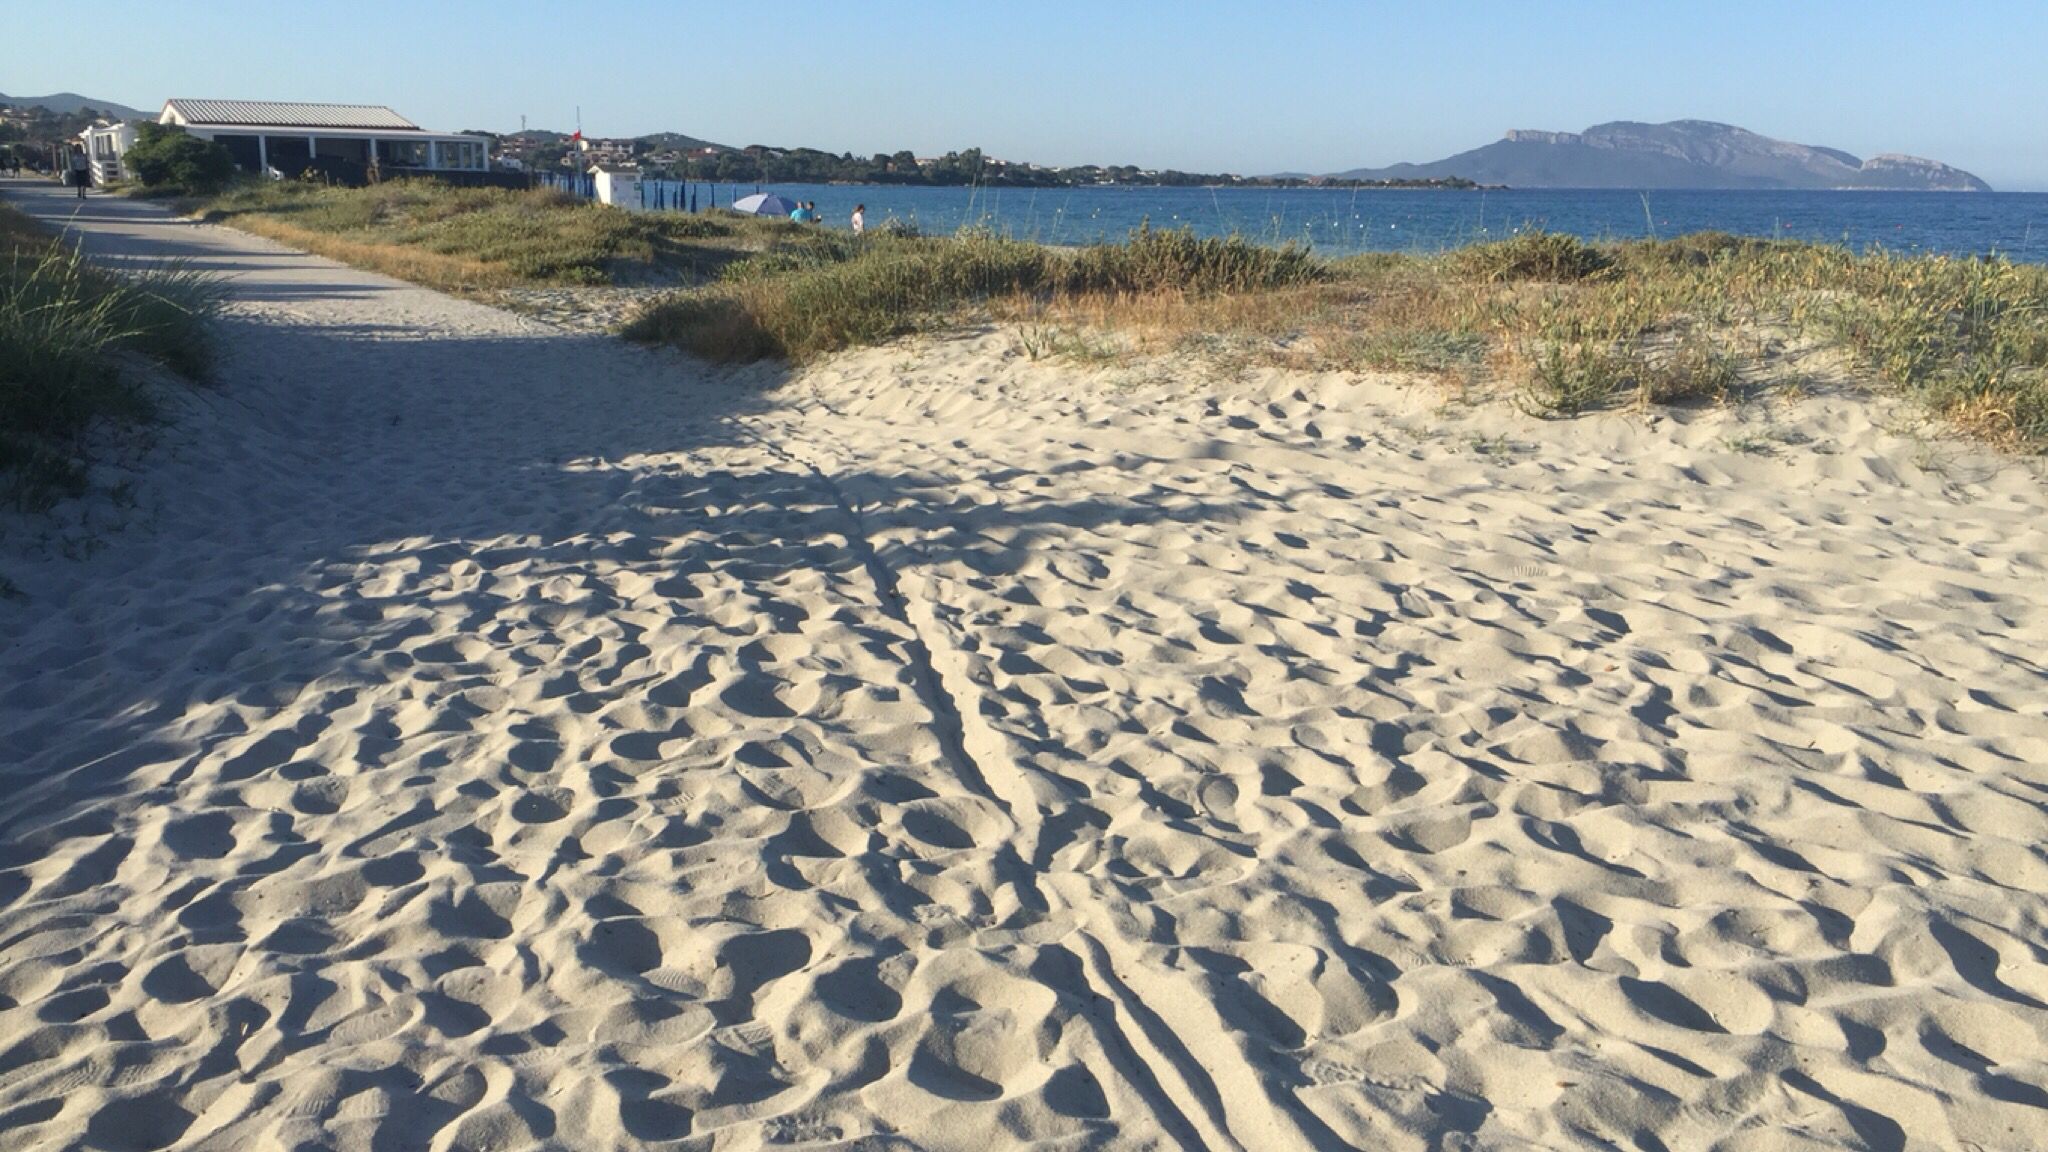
[1334,120,1991,191]
[0,92,147,120]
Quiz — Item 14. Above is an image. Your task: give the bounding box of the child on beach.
[852,204,866,235]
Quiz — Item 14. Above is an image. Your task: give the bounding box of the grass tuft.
[1,204,223,509]
[1452,231,1610,283]
[1062,225,1322,296]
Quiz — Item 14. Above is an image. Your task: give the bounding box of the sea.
[612,180,2048,263]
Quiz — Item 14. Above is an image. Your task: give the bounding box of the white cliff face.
[1502,129,1583,146]
[1859,153,1990,191]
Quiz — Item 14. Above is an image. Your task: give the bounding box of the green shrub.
[1062,225,1323,295]
[1518,343,1628,416]
[1615,231,1788,271]
[1454,230,1610,283]
[630,232,1051,363]
[1636,336,1739,406]
[1823,252,2048,448]
[125,123,236,195]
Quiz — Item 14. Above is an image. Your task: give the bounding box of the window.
[381,139,429,167]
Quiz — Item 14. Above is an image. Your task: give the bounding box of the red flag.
[570,129,582,143]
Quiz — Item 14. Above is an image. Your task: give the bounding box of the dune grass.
[622,221,2048,451]
[673,225,2034,453]
[623,224,1322,363]
[192,181,780,293]
[181,179,2048,453]
[1,204,225,509]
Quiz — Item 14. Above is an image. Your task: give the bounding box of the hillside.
[0,92,147,120]
[1337,120,1991,191]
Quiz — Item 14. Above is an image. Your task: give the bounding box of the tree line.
[492,133,1477,190]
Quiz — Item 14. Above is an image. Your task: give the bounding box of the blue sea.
[613,180,2048,263]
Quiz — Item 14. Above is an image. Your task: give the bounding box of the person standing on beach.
[851,204,866,235]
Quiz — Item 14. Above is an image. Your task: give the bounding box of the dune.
[1,177,2046,1151]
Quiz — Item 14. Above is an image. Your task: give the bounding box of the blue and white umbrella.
[729,193,799,217]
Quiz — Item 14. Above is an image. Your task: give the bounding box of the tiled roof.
[164,99,421,131]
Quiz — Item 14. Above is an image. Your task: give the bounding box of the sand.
[2,176,2046,1151]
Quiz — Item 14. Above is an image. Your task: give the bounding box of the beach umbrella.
[730,193,798,217]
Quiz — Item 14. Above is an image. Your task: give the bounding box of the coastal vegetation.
[625,226,1320,362]
[631,222,2048,452]
[124,124,236,196]
[176,180,2047,453]
[0,204,223,509]
[648,144,1478,190]
[500,133,1476,190]
[190,181,752,290]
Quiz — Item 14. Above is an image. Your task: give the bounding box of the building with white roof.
[155,99,488,176]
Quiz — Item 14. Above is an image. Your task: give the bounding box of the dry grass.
[990,233,2047,451]
[173,179,2048,454]
[2,203,224,509]
[224,216,523,291]
[625,226,1320,365]
[190,181,778,295]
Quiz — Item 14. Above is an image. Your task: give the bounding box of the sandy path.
[3,178,2046,1151]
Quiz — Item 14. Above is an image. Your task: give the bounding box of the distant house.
[153,99,489,176]
[576,137,636,167]
[78,121,137,183]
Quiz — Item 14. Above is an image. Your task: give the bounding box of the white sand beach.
[3,177,2047,1151]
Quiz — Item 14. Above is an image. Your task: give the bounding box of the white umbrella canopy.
[730,193,799,217]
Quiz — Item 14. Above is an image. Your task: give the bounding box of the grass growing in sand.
[633,225,2048,452]
[190,181,803,292]
[182,180,2047,452]
[621,224,1322,363]
[1,204,224,509]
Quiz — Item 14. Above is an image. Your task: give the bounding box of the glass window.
[382,139,429,167]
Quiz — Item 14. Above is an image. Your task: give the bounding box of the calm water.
[615,180,2048,262]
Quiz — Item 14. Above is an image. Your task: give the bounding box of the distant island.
[1331,120,1991,191]
[488,132,1479,190]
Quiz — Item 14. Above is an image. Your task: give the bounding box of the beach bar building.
[155,99,489,178]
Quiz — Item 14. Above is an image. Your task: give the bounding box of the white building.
[78,121,138,183]
[154,99,489,176]
[576,137,637,168]
[592,166,641,208]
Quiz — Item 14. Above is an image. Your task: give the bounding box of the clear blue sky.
[6,0,2044,188]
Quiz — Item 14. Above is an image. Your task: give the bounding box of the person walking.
[68,147,90,199]
[851,203,866,236]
